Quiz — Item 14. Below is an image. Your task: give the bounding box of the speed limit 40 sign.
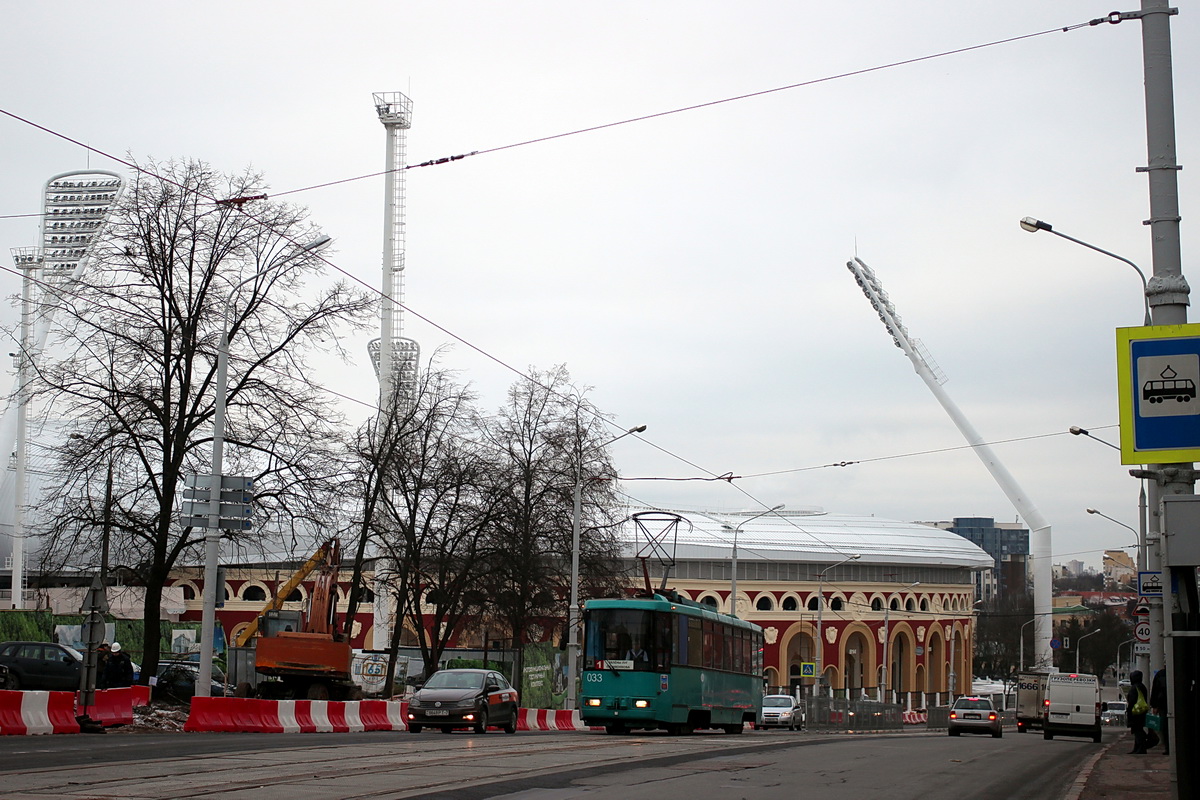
[1136,621,1152,643]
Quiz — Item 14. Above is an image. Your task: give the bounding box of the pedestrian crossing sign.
[800,662,816,678]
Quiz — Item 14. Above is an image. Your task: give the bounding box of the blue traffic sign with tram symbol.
[1116,325,1200,464]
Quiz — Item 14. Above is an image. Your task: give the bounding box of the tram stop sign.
[1116,324,1200,464]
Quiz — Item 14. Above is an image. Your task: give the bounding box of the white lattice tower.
[372,92,414,409]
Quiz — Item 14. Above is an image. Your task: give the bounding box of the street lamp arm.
[1020,218,1151,325]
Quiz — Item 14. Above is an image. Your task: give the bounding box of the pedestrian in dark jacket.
[1150,667,1168,755]
[104,641,134,689]
[96,643,112,690]
[1126,669,1149,754]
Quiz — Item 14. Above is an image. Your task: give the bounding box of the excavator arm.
[233,539,336,647]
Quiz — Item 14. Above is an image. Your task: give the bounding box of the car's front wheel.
[503,710,517,734]
[473,709,488,734]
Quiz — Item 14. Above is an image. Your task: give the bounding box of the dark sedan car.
[406,668,519,734]
[0,641,83,690]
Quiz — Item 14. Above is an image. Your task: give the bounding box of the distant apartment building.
[1103,549,1137,589]
[927,517,1030,601]
[1067,559,1085,577]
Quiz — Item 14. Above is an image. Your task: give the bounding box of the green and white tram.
[580,591,764,735]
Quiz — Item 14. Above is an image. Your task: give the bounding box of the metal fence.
[805,698,905,731]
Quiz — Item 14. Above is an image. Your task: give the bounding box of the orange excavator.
[238,538,361,701]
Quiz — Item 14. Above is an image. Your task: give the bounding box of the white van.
[1042,672,1102,743]
[1015,671,1050,733]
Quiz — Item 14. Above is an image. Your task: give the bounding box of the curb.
[1062,734,1120,800]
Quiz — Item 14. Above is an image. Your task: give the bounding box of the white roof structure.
[621,506,992,570]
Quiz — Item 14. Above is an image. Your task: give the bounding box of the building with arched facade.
[622,506,992,709]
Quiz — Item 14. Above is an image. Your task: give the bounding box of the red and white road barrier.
[185,698,598,734]
[0,690,81,735]
[902,711,928,725]
[516,708,591,731]
[184,697,409,733]
[77,685,153,727]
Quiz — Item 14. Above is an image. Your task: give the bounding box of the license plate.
[427,709,449,716]
[964,713,980,719]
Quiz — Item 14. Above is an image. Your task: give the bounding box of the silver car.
[1101,700,1127,726]
[760,694,801,730]
[948,696,1002,738]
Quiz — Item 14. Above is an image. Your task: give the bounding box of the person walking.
[1125,669,1150,754]
[1150,667,1169,756]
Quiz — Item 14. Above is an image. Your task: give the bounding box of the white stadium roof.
[620,506,993,570]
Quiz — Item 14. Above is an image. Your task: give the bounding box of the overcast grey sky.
[1,1,1195,571]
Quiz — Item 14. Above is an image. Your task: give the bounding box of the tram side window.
[675,614,688,666]
[722,624,734,672]
[688,617,703,667]
[753,631,764,674]
[703,620,715,669]
[742,630,752,674]
[653,613,672,671]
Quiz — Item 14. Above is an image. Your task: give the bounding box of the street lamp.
[1019,618,1036,671]
[880,581,919,703]
[565,423,646,710]
[196,235,332,697]
[1020,217,1151,325]
[1076,627,1102,673]
[1117,638,1135,682]
[726,505,784,617]
[814,553,860,698]
[1086,507,1143,570]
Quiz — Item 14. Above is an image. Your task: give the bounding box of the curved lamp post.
[565,424,646,710]
[1077,627,1103,673]
[815,553,860,698]
[197,235,332,697]
[1020,217,1151,326]
[727,504,784,617]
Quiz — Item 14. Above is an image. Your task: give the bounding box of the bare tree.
[369,365,495,679]
[480,366,627,682]
[29,159,373,680]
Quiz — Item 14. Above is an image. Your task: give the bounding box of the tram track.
[2,730,864,799]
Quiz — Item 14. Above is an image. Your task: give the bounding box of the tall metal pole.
[814,554,859,699]
[565,424,645,710]
[729,505,784,617]
[1130,4,1189,795]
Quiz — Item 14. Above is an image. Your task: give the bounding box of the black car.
[154,660,229,700]
[0,641,83,690]
[406,669,519,734]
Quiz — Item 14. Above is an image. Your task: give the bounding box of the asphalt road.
[0,726,1111,800]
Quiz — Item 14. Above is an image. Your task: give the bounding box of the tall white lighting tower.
[846,257,1053,670]
[371,92,420,405]
[370,92,420,651]
[2,170,123,608]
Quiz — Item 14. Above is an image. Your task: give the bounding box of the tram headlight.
[634,700,650,709]
[586,698,601,707]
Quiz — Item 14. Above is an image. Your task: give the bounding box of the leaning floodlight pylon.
[846,256,1052,671]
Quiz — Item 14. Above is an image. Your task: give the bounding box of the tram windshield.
[585,608,669,671]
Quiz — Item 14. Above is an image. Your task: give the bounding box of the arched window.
[830,597,843,611]
[701,595,718,608]
[906,598,916,611]
[807,596,819,611]
[782,597,798,612]
[756,595,773,612]
[871,598,883,612]
[890,598,900,611]
[920,598,929,611]
[243,585,267,602]
[286,587,303,602]
[181,584,195,601]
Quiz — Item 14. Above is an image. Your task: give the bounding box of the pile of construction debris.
[106,704,189,734]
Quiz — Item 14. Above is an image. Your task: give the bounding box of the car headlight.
[458,698,478,708]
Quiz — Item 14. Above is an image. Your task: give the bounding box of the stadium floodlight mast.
[727,505,785,616]
[565,424,646,711]
[846,257,1053,671]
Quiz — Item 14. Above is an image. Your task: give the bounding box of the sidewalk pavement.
[1069,730,1172,800]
